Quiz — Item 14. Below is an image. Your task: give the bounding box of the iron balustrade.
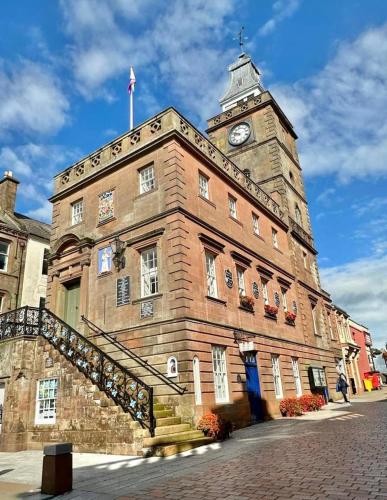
[81,315,187,395]
[0,306,155,436]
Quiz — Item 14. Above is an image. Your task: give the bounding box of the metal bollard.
[41,442,73,495]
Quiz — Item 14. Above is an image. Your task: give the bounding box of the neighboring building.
[350,320,375,385]
[334,306,362,395]
[0,53,346,455]
[0,171,50,312]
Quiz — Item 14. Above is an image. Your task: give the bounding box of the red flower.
[264,304,278,316]
[197,413,232,440]
[240,295,255,310]
[285,311,297,322]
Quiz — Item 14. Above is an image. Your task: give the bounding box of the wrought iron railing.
[82,316,187,395]
[0,306,155,435]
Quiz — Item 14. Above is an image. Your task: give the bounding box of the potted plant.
[239,295,254,311]
[285,311,297,324]
[264,304,278,318]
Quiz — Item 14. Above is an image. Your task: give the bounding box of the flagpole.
[130,87,133,130]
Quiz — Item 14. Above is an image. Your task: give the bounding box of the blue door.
[244,353,264,422]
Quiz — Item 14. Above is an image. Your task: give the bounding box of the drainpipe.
[15,238,26,308]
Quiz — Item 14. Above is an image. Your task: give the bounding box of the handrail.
[0,307,155,435]
[81,315,187,396]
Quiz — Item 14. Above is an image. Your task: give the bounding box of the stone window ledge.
[206,295,226,305]
[132,293,163,304]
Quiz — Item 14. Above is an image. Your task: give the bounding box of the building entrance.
[63,280,80,329]
[244,352,263,422]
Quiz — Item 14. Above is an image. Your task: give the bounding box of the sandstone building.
[0,53,346,455]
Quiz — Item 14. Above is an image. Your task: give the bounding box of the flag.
[128,66,136,94]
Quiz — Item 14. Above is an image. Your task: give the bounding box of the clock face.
[228,122,251,146]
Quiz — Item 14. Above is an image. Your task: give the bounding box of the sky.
[0,0,386,347]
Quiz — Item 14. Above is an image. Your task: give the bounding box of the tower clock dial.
[228,122,251,146]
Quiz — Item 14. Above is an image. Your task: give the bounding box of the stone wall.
[0,336,144,454]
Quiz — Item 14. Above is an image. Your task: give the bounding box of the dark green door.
[64,281,80,329]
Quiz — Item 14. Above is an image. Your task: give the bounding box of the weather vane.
[234,26,248,52]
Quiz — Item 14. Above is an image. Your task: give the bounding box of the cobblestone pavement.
[0,390,386,500]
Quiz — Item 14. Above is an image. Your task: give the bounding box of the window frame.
[0,294,3,313]
[271,355,283,399]
[35,378,58,425]
[302,251,308,269]
[205,251,218,298]
[212,345,229,403]
[281,288,288,312]
[140,246,159,297]
[139,164,156,194]
[71,199,83,226]
[0,240,10,273]
[261,278,269,305]
[311,303,319,336]
[295,204,302,225]
[236,267,246,297]
[228,195,237,219]
[198,172,209,200]
[272,228,279,249]
[193,356,202,405]
[291,357,303,397]
[252,213,260,236]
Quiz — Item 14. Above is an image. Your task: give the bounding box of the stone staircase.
[142,402,212,457]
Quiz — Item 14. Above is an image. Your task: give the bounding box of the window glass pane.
[199,174,209,199]
[140,166,155,193]
[36,378,58,423]
[252,214,260,235]
[228,197,237,218]
[0,241,9,271]
[237,268,245,296]
[205,252,217,298]
[271,355,283,398]
[212,346,228,403]
[141,247,158,297]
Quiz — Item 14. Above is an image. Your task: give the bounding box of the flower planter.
[264,305,278,318]
[239,295,255,311]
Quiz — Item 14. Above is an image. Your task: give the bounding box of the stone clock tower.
[207,52,322,291]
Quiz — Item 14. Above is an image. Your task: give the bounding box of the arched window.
[289,171,294,183]
[295,204,302,224]
[167,356,178,377]
[193,356,202,405]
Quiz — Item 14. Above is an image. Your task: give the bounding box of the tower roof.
[220,53,264,111]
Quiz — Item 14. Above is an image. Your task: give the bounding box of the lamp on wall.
[110,235,126,271]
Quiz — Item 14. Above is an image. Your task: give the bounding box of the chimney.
[0,171,20,214]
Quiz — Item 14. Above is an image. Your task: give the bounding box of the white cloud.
[59,0,234,123]
[0,144,81,223]
[272,24,387,181]
[259,0,301,37]
[0,60,69,137]
[321,254,387,347]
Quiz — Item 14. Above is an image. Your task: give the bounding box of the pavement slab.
[0,389,385,499]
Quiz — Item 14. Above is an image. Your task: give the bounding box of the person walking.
[337,373,350,404]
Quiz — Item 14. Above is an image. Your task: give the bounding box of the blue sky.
[0,0,386,347]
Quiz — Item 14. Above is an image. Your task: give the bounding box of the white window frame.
[0,240,10,273]
[328,313,334,340]
[35,378,58,425]
[193,356,202,405]
[272,228,279,249]
[212,346,229,403]
[252,213,260,236]
[199,173,209,199]
[139,165,155,194]
[140,246,158,297]
[292,357,303,397]
[261,279,269,305]
[271,355,283,399]
[71,199,83,225]
[311,303,318,335]
[228,196,237,219]
[281,288,288,312]
[237,267,246,296]
[0,294,3,313]
[205,251,218,298]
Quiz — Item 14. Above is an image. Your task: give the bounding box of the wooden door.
[64,281,80,329]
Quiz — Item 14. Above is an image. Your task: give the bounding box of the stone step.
[155,423,191,436]
[154,409,174,418]
[143,430,204,447]
[153,403,171,411]
[149,437,214,457]
[156,416,181,427]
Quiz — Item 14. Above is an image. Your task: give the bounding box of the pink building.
[349,320,374,382]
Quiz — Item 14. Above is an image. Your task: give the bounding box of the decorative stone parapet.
[53,108,285,223]
[289,216,315,249]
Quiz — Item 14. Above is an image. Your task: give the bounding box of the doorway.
[63,280,80,329]
[244,352,264,422]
